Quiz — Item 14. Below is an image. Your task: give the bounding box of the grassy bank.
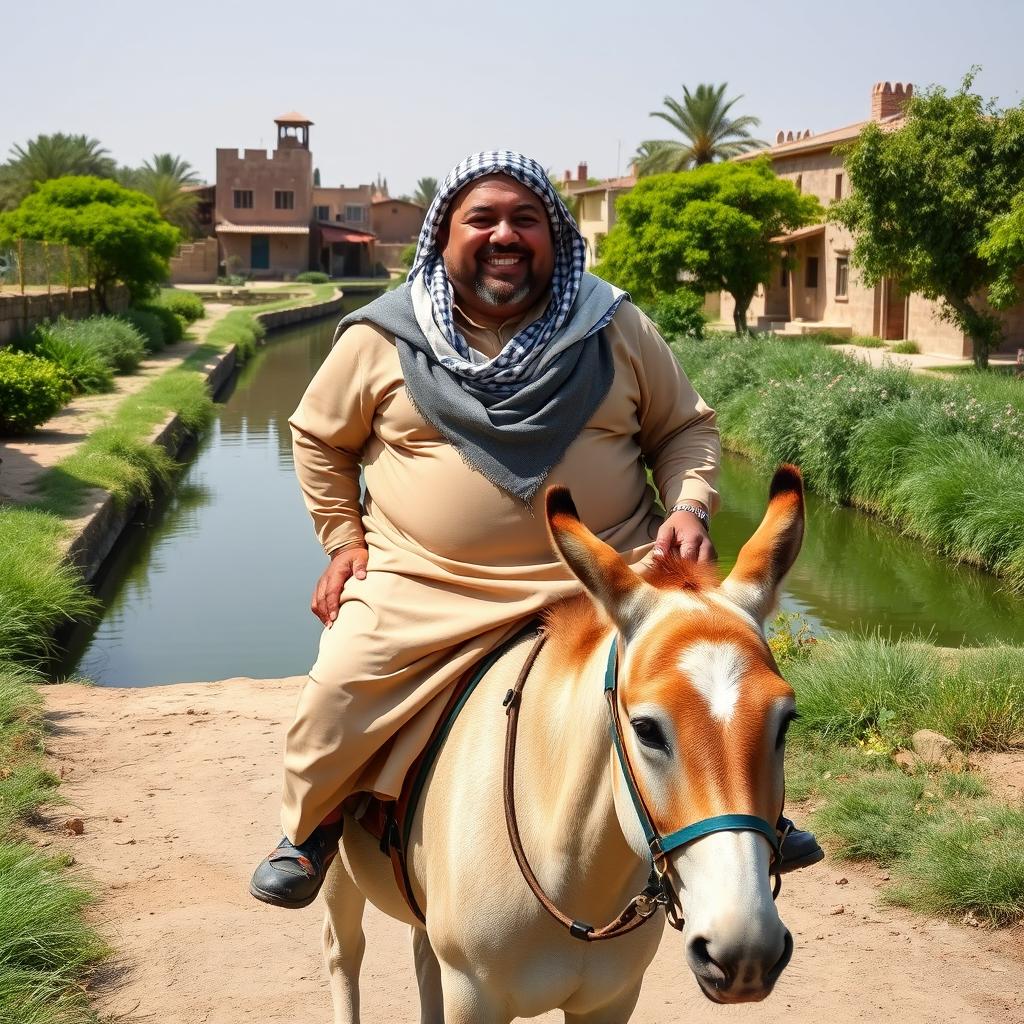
[774,620,1024,926]
[673,333,1024,591]
[0,286,336,1021]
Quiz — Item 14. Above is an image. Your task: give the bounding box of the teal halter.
[603,638,782,866]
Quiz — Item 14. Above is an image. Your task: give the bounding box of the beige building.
[572,169,637,269]
[215,113,315,279]
[721,82,1024,358]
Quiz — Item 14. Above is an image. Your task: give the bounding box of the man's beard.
[471,244,533,307]
[473,273,532,307]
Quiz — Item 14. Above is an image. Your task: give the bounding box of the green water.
[64,316,1024,686]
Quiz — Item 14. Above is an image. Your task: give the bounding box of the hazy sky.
[5,0,1022,196]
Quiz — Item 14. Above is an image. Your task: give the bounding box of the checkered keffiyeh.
[407,150,610,394]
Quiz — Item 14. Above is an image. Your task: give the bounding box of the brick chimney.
[577,162,588,182]
[871,82,913,121]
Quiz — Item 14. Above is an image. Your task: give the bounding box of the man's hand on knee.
[312,546,369,626]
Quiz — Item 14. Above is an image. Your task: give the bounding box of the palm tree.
[133,153,201,234]
[412,177,438,208]
[635,83,766,176]
[0,133,116,209]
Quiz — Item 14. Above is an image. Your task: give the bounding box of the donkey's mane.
[542,551,719,666]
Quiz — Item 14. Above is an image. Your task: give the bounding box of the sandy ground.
[38,679,1024,1024]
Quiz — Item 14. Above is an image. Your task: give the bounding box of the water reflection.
[714,455,1024,647]
[66,305,1024,687]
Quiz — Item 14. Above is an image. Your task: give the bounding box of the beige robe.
[282,299,719,843]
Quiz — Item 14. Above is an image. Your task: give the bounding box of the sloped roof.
[573,174,637,195]
[737,113,905,162]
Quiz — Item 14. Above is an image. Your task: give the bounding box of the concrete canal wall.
[65,289,350,582]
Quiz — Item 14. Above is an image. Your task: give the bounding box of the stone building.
[206,113,426,280]
[215,113,315,279]
[721,83,1024,358]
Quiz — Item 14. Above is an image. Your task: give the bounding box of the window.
[274,190,295,210]
[805,256,819,289]
[233,189,253,209]
[834,173,843,200]
[835,256,849,298]
[345,204,365,222]
[794,174,803,194]
[314,205,329,221]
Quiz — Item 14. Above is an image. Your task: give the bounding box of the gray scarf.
[333,273,622,503]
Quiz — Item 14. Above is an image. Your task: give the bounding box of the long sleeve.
[289,324,381,554]
[630,306,721,515]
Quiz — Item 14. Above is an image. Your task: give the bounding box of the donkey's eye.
[631,717,669,752]
[776,711,799,749]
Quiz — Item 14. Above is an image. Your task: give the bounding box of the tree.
[314,166,322,187]
[832,72,1024,368]
[0,133,116,210]
[412,177,438,207]
[0,176,179,308]
[634,83,766,176]
[595,159,821,333]
[133,153,201,234]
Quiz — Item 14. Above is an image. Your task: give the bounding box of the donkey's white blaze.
[679,642,746,724]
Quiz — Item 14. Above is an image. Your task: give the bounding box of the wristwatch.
[668,502,710,530]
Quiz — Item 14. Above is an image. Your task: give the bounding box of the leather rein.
[502,629,784,942]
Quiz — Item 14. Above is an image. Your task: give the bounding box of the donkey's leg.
[321,858,367,1024]
[411,927,444,1024]
[563,983,642,1024]
[438,964,510,1024]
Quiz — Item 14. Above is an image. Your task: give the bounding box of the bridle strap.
[503,630,667,941]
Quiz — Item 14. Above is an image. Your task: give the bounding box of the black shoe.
[249,821,343,909]
[777,815,825,874]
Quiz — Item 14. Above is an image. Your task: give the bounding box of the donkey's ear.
[721,465,805,624]
[546,487,655,637]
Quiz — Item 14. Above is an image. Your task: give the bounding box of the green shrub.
[136,302,184,343]
[852,334,886,348]
[295,270,329,283]
[158,289,205,323]
[645,289,707,340]
[890,340,920,354]
[42,316,147,375]
[120,307,166,352]
[18,326,114,394]
[0,351,73,434]
[400,243,417,270]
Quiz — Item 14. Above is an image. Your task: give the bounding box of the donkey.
[323,465,805,1022]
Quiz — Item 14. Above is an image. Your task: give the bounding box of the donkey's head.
[545,466,804,1004]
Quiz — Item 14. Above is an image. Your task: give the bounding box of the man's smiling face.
[439,174,555,324]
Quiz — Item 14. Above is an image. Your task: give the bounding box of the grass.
[0,283,334,1020]
[675,334,1024,590]
[772,623,1024,926]
[889,340,920,354]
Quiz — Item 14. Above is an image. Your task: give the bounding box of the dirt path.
[39,680,1023,1024]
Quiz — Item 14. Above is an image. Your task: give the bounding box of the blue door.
[251,235,270,270]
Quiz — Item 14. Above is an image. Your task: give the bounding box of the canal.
[64,313,1024,687]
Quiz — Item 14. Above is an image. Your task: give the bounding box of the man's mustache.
[478,244,531,259]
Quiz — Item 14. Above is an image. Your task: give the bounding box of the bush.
[136,302,184,343]
[890,339,920,354]
[22,326,114,394]
[400,243,417,270]
[47,316,147,374]
[158,290,205,323]
[295,270,329,284]
[120,307,166,352]
[0,351,73,434]
[645,289,707,340]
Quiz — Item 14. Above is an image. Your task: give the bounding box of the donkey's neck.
[514,627,648,912]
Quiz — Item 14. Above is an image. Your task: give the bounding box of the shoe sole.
[778,846,826,874]
[248,880,320,910]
